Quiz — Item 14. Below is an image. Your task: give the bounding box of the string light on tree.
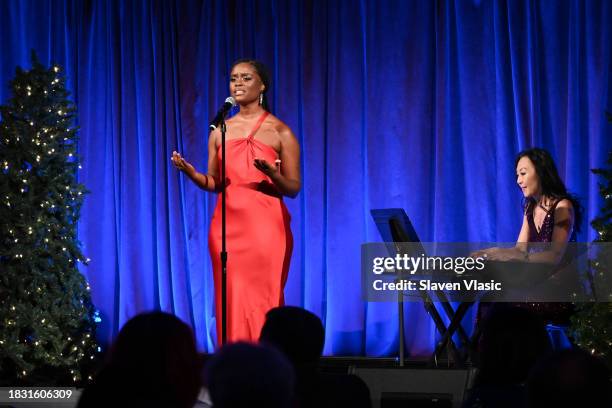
[570,147,612,370]
[0,51,100,385]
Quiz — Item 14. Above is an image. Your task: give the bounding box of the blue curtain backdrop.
[1,0,611,355]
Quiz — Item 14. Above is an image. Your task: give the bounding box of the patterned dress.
[521,199,576,324]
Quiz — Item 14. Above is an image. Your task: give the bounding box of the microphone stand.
[220,117,228,346]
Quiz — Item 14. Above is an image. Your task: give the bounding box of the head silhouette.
[528,348,612,407]
[259,306,325,365]
[78,311,201,408]
[478,306,552,386]
[205,342,295,408]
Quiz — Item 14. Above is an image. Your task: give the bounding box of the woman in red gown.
[171,60,301,343]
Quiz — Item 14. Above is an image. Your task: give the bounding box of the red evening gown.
[208,112,293,343]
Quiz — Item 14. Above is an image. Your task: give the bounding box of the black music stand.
[370,208,474,367]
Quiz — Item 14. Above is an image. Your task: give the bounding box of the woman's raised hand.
[253,158,279,178]
[171,151,195,176]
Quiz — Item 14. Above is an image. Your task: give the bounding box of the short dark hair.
[78,312,201,408]
[259,306,325,364]
[205,342,295,408]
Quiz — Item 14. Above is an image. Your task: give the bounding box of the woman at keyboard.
[476,148,582,265]
[475,148,583,325]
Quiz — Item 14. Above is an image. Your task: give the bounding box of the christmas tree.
[0,52,99,385]
[570,115,612,368]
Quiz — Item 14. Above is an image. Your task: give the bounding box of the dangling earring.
[259,93,264,106]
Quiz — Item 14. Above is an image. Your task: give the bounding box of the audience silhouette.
[204,341,295,408]
[78,311,202,408]
[260,306,371,408]
[463,306,552,408]
[527,348,612,408]
[76,306,611,408]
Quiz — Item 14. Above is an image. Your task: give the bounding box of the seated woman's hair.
[515,148,583,232]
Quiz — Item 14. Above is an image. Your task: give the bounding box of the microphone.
[209,97,237,130]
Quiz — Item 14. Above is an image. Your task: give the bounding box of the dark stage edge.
[319,355,459,372]
[198,354,475,408]
[317,358,475,408]
[200,354,470,371]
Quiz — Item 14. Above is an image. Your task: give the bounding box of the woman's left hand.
[483,247,523,262]
[253,158,278,178]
